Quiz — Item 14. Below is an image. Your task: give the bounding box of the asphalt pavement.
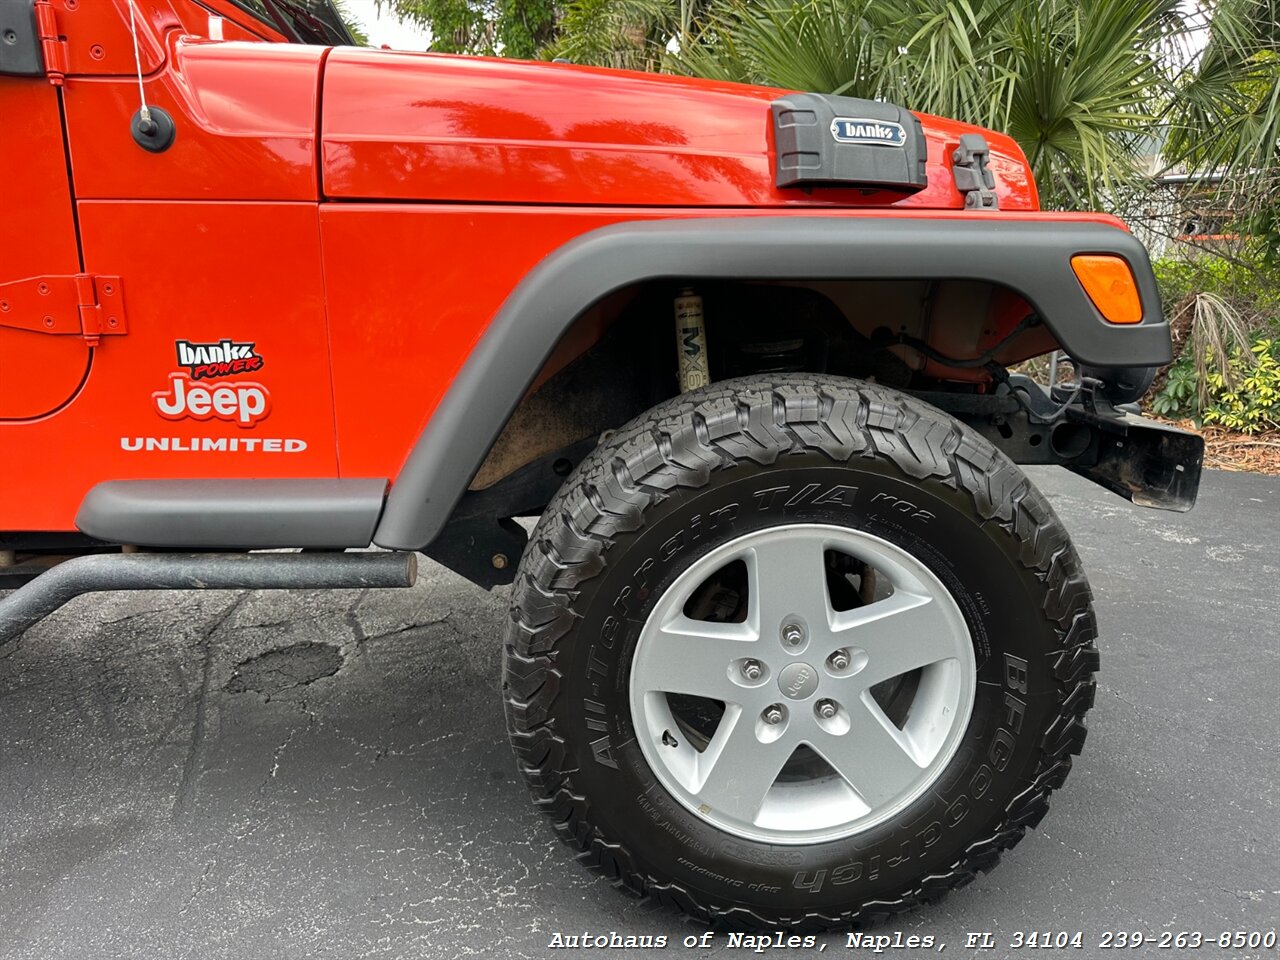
[1,468,1277,959]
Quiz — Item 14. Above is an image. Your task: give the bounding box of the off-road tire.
[502,374,1097,929]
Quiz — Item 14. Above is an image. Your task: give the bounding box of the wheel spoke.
[747,535,832,634]
[694,706,792,826]
[811,697,924,809]
[830,592,957,689]
[633,615,756,700]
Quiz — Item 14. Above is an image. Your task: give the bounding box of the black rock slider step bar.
[0,550,418,644]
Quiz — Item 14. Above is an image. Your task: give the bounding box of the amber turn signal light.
[1071,255,1143,324]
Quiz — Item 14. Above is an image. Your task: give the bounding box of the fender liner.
[373,216,1171,551]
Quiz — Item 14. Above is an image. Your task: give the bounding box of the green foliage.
[1152,254,1280,332]
[499,0,559,57]
[1166,0,1279,174]
[1152,338,1280,433]
[669,0,886,94]
[1164,0,1280,261]
[1147,286,1277,435]
[377,0,558,57]
[1203,340,1280,432]
[1150,356,1199,416]
[1153,257,1230,308]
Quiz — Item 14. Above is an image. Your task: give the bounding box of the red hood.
[320,48,1039,210]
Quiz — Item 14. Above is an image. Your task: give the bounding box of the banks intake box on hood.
[771,93,928,193]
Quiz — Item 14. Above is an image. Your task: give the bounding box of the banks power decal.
[176,339,265,380]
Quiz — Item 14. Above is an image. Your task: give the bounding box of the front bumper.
[914,375,1204,512]
[1065,406,1203,512]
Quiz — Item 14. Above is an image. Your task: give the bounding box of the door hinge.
[952,133,1000,211]
[0,274,128,347]
[33,0,67,86]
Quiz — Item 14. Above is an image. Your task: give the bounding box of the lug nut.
[741,659,763,681]
[762,705,784,725]
[781,623,805,647]
[816,699,838,720]
[827,650,850,671]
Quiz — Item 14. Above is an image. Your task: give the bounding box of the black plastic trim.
[0,0,42,77]
[76,478,388,549]
[771,93,928,192]
[372,216,1172,551]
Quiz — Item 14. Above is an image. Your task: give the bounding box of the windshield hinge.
[952,134,1000,211]
[0,274,128,346]
[32,0,67,86]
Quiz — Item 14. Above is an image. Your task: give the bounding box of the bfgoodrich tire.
[503,374,1098,928]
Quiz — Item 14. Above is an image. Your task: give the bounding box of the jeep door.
[0,75,93,419]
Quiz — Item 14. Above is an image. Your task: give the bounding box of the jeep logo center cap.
[778,662,819,700]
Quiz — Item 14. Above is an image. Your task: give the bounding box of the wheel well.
[377,215,1169,556]
[468,277,1054,494]
[421,276,1059,585]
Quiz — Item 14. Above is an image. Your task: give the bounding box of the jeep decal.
[153,373,271,427]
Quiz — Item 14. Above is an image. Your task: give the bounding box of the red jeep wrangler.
[0,0,1201,929]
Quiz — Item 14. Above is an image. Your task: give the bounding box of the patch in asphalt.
[224,641,343,698]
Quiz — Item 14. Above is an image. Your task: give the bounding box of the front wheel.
[503,374,1098,928]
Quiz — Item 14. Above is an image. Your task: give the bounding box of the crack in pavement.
[178,859,217,917]
[258,695,320,795]
[344,589,371,647]
[172,593,250,821]
[353,616,455,653]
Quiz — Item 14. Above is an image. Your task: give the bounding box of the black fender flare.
[373,216,1171,550]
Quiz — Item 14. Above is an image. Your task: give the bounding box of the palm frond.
[1194,292,1252,405]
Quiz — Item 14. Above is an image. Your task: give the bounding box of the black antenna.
[127,0,175,153]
